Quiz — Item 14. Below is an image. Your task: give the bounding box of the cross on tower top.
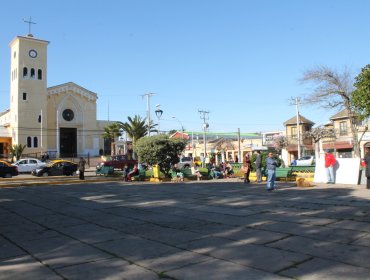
[23,16,36,37]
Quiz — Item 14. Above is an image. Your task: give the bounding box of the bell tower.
[9,34,49,154]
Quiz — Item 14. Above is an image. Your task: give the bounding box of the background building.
[0,33,109,159]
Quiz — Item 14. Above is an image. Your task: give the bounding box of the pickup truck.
[97,155,137,170]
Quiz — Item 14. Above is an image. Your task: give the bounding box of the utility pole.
[198,110,209,167]
[237,128,241,163]
[142,93,155,136]
[292,97,302,159]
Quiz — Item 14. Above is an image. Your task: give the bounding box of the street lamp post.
[172,116,184,138]
[155,104,163,134]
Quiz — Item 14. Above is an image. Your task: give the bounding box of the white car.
[12,158,47,173]
[177,156,193,169]
[296,156,315,166]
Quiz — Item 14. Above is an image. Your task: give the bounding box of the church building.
[0,32,109,158]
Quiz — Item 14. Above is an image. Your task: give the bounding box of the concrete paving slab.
[56,258,159,280]
[178,237,310,273]
[56,223,129,244]
[19,235,112,269]
[137,250,210,272]
[210,226,289,245]
[326,219,370,233]
[0,236,26,260]
[279,257,370,280]
[95,236,181,262]
[29,214,89,229]
[118,223,203,246]
[3,228,60,245]
[0,255,62,280]
[252,211,337,226]
[254,220,368,244]
[165,258,290,280]
[269,235,370,270]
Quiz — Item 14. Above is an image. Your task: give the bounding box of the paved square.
[1,180,370,279]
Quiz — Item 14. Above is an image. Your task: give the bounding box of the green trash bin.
[153,164,160,178]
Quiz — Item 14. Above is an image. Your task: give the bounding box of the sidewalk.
[1,180,370,279]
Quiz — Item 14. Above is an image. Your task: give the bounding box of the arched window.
[27,137,32,148]
[23,67,28,78]
[33,137,38,148]
[38,69,42,80]
[30,68,35,79]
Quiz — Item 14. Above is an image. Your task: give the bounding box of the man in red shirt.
[325,150,336,184]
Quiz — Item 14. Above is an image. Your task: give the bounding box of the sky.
[1,0,369,134]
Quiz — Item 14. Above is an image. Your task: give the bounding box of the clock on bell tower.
[9,34,49,151]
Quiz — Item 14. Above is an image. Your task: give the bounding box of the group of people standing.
[241,151,266,186]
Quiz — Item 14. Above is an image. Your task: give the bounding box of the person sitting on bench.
[127,164,139,181]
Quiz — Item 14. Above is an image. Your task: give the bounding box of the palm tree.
[118,115,157,145]
[9,144,27,162]
[102,122,122,155]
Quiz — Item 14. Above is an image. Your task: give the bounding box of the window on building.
[27,137,32,148]
[339,121,348,135]
[33,137,38,148]
[291,127,297,138]
[38,69,42,80]
[22,92,27,101]
[38,115,41,123]
[23,67,28,78]
[30,68,35,79]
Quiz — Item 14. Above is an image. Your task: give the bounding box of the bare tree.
[300,66,363,157]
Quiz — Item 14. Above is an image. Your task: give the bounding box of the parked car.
[31,159,78,177]
[97,155,137,170]
[12,158,46,173]
[0,160,18,178]
[177,156,193,169]
[296,156,315,166]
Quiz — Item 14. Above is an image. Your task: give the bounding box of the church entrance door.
[60,128,77,157]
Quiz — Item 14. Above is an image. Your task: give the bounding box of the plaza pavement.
[1,178,370,280]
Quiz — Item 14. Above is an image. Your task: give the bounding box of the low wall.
[314,158,361,185]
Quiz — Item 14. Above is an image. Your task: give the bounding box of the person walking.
[254,150,262,183]
[266,152,277,191]
[324,150,336,184]
[242,153,251,183]
[365,147,370,189]
[78,157,86,180]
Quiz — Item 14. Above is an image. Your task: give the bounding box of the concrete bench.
[96,165,114,176]
[264,167,293,182]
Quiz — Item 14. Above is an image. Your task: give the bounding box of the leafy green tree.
[118,115,157,145]
[135,135,187,177]
[9,144,26,161]
[102,122,121,155]
[352,64,370,120]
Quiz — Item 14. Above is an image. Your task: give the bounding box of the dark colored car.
[97,155,137,170]
[31,160,78,177]
[0,160,18,178]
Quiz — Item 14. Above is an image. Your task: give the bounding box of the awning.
[323,141,353,150]
[286,144,314,152]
